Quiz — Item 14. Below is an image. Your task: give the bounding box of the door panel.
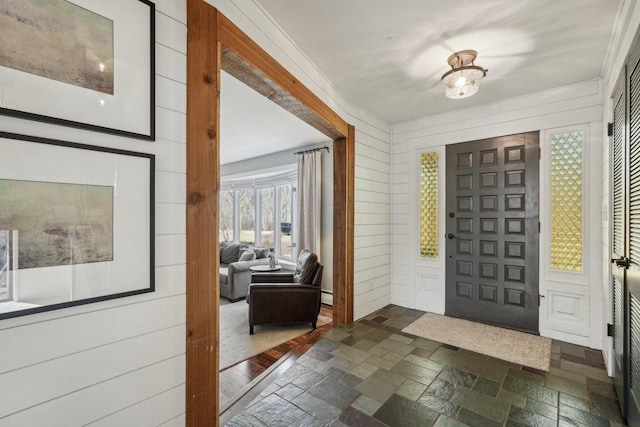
[612,75,627,414]
[627,48,640,423]
[630,293,640,421]
[611,36,640,423]
[445,132,539,332]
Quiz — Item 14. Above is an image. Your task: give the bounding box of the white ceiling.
[256,0,620,123]
[220,70,329,165]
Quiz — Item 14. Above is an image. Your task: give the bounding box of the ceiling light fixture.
[441,50,487,99]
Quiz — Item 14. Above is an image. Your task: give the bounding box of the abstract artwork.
[0,132,154,319]
[0,0,154,139]
[0,179,113,269]
[0,0,114,94]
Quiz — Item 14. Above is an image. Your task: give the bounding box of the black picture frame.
[0,131,155,320]
[0,0,155,140]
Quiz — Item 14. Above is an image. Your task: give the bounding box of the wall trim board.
[186,1,355,424]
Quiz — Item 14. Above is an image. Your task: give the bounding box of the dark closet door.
[611,71,627,416]
[625,43,640,424]
[611,36,640,424]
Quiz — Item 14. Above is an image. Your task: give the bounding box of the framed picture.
[0,0,155,140]
[0,132,155,319]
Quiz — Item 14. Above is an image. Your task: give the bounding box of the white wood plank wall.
[353,124,392,319]
[0,1,188,425]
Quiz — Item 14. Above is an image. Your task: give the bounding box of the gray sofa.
[219,242,273,302]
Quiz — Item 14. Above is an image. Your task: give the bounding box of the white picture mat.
[0,0,152,136]
[0,136,151,306]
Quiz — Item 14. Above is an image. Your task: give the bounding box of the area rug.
[402,313,552,371]
[219,301,331,370]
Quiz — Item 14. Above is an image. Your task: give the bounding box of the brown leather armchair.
[247,250,323,334]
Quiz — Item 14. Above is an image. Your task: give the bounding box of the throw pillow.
[238,244,250,260]
[252,247,269,259]
[220,242,240,264]
[239,250,256,262]
[219,241,230,260]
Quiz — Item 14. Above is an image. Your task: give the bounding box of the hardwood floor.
[219,304,334,412]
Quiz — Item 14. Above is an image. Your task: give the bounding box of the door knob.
[611,256,630,269]
[447,233,456,240]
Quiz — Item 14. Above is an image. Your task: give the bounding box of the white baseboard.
[321,291,333,306]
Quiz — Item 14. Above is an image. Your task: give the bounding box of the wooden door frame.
[186,1,355,424]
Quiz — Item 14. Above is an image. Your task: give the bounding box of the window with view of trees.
[238,189,256,244]
[261,188,275,248]
[219,190,234,242]
[0,231,9,302]
[280,184,293,257]
[219,183,296,259]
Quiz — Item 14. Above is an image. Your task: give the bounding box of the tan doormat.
[402,313,552,371]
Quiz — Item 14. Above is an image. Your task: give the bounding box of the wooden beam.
[186,0,220,425]
[221,47,343,140]
[217,13,349,138]
[333,125,355,326]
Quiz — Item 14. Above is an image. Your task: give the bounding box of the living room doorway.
[186,1,356,424]
[218,68,337,406]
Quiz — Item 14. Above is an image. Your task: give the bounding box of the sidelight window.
[549,130,583,271]
[420,152,439,258]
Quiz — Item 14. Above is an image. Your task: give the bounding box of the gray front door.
[445,132,540,333]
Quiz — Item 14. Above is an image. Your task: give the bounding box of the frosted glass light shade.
[442,67,485,99]
[440,50,487,99]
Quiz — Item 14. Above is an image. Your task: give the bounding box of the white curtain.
[296,151,322,259]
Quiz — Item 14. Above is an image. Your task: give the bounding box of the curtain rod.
[294,146,330,155]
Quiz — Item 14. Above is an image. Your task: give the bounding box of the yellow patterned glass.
[420,152,439,258]
[550,131,583,271]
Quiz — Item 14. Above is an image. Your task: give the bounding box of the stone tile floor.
[225,305,627,426]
